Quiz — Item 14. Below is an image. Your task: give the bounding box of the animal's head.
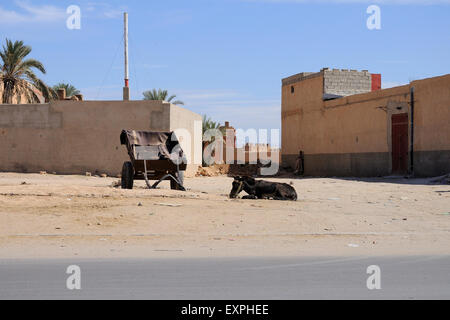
[229,176,255,198]
[242,176,256,185]
[229,176,245,198]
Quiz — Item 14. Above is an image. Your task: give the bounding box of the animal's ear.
[244,176,256,184]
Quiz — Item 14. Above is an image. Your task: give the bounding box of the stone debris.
[111,180,121,188]
[195,165,230,177]
[154,203,182,207]
[196,167,212,177]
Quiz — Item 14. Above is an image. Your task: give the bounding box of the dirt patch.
[0,172,449,259]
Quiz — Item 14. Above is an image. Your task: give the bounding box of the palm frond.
[17,59,46,75]
[170,100,184,105]
[202,115,223,134]
[143,88,184,105]
[52,83,80,97]
[0,38,50,104]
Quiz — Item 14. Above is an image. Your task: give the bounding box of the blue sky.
[1,0,449,132]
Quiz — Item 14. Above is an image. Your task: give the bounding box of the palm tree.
[202,115,225,167]
[0,39,54,104]
[202,115,222,134]
[52,83,80,97]
[142,89,184,105]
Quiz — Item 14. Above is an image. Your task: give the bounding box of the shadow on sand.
[270,172,450,187]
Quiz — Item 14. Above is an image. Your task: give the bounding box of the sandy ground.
[0,172,449,259]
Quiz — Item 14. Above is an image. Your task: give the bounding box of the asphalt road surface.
[1,256,449,299]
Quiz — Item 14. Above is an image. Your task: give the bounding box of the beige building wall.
[282,72,450,177]
[0,100,202,176]
[282,72,325,158]
[169,104,203,176]
[412,74,450,176]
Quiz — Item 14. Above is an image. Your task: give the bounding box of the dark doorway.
[391,113,409,174]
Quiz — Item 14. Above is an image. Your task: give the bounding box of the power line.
[96,36,123,100]
[128,34,140,100]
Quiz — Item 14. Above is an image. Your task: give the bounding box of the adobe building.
[282,68,450,177]
[0,99,202,176]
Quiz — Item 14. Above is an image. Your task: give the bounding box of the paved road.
[1,256,449,299]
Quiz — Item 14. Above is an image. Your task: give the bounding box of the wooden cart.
[120,130,186,191]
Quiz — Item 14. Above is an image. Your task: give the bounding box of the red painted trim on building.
[371,74,381,91]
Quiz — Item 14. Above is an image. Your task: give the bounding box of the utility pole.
[123,12,130,101]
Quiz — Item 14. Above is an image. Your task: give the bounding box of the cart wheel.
[170,171,185,190]
[121,161,134,189]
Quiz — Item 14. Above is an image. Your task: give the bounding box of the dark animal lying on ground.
[229,176,297,201]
